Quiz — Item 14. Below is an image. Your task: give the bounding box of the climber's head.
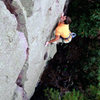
[60,15,66,22]
[64,16,72,24]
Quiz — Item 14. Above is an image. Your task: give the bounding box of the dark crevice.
[3,0,17,16]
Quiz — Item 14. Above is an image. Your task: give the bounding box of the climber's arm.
[48,35,60,43]
[45,35,60,46]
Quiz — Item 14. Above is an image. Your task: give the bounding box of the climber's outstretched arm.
[49,35,60,43]
[45,35,60,46]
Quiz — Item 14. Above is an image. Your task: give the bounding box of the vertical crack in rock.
[2,0,29,100]
[12,0,29,45]
[12,59,29,100]
[12,39,29,100]
[3,0,29,45]
[20,0,34,17]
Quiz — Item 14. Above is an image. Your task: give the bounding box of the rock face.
[0,0,69,100]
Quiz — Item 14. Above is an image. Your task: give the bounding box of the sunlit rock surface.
[0,0,69,99]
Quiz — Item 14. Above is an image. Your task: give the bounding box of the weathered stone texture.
[0,1,27,100]
[0,0,69,99]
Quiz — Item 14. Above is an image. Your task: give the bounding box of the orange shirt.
[55,23,71,38]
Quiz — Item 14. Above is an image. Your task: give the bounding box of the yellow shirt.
[55,23,71,38]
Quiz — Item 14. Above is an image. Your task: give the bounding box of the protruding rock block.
[0,0,69,99]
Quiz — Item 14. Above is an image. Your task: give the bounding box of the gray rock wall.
[0,0,69,99]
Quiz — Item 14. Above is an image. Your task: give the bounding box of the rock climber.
[45,14,76,46]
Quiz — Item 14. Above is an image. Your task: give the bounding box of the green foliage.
[69,0,100,37]
[63,89,84,100]
[85,85,98,100]
[85,84,100,100]
[81,44,99,85]
[44,88,84,100]
[44,88,61,100]
[76,40,100,100]
[97,61,100,100]
[68,1,100,100]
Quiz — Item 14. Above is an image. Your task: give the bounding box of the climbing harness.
[60,32,76,44]
[61,32,76,40]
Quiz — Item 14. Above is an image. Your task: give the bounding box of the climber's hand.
[61,12,64,17]
[45,41,49,47]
